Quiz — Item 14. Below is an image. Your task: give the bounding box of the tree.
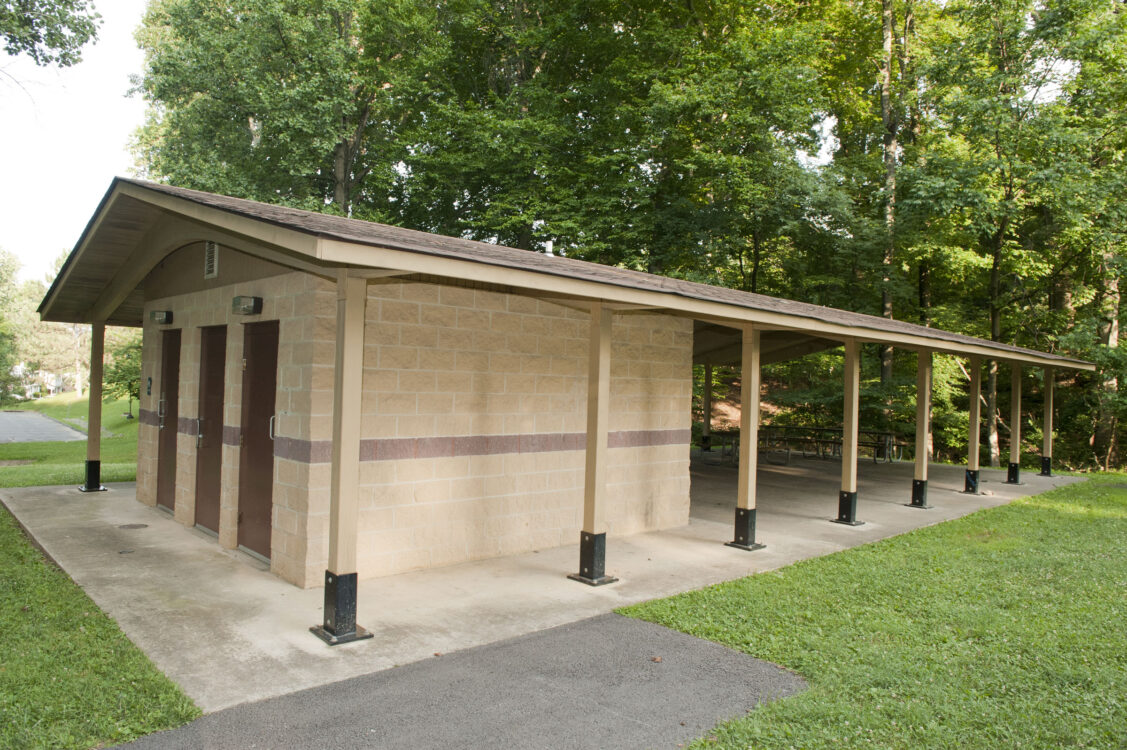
[135,0,828,267]
[132,0,1126,469]
[8,252,91,395]
[1044,0,1127,468]
[913,0,1079,466]
[134,0,429,218]
[403,0,827,270]
[876,0,924,385]
[103,332,142,418]
[0,249,20,402]
[1,0,99,66]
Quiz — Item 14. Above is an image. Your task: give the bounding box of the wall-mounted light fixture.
[232,296,263,315]
[150,310,173,325]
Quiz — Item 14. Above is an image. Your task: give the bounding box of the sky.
[0,0,150,284]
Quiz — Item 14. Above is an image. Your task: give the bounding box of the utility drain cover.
[118,524,148,530]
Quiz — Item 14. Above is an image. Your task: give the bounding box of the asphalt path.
[120,613,805,750]
[0,410,85,442]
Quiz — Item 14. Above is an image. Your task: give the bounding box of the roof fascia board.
[345,268,414,279]
[696,332,823,360]
[317,237,1092,371]
[699,337,841,366]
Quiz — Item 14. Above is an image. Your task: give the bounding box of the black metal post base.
[1005,462,1022,484]
[1039,456,1052,477]
[78,460,107,492]
[700,434,712,452]
[568,531,618,586]
[725,507,766,551]
[832,490,864,526]
[964,469,980,494]
[310,571,373,646]
[905,479,931,509]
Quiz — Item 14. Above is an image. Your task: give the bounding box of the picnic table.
[700,426,906,466]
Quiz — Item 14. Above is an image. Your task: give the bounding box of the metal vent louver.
[204,241,219,279]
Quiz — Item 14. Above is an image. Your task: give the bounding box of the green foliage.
[622,476,1127,748]
[133,0,430,216]
[133,0,1127,469]
[0,504,199,748]
[0,249,23,404]
[0,0,99,66]
[103,332,142,418]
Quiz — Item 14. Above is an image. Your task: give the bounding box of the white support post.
[570,301,617,585]
[908,349,932,508]
[701,364,713,451]
[80,322,106,492]
[1040,367,1054,476]
[965,355,982,493]
[835,338,863,525]
[727,325,765,550]
[1007,364,1022,483]
[312,271,372,645]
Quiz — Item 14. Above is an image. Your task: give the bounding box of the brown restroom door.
[156,329,181,511]
[237,320,279,559]
[194,326,227,534]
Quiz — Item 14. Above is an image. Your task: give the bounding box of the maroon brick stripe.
[358,431,589,462]
[176,417,198,436]
[273,435,332,463]
[138,408,159,427]
[246,428,689,465]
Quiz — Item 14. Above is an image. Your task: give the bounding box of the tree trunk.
[1050,269,1074,321]
[1094,245,1120,469]
[986,233,1003,467]
[515,224,534,251]
[750,232,762,294]
[878,0,897,387]
[918,260,931,325]
[333,141,351,216]
[986,358,1000,466]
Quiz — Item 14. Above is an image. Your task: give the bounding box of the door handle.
[196,417,203,448]
[157,398,166,429]
[268,415,276,441]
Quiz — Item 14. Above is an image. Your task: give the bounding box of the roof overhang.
[40,178,1095,372]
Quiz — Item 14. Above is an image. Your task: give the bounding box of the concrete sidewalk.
[0,459,1078,713]
[119,613,806,750]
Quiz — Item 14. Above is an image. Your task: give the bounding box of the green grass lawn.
[0,506,200,748]
[1,393,139,488]
[622,476,1127,749]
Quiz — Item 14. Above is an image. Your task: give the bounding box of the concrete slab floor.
[1,458,1079,713]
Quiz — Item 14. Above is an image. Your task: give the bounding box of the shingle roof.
[111,179,1087,368]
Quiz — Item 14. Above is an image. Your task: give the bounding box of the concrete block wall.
[301,279,694,581]
[137,269,319,586]
[137,263,693,589]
